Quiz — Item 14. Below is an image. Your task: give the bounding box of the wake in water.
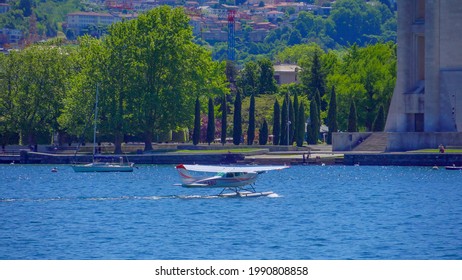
[0,193,281,203]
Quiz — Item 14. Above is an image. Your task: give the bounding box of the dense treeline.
[0,6,228,152]
[236,41,395,145]
[0,6,397,151]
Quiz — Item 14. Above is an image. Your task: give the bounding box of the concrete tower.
[386,0,462,133]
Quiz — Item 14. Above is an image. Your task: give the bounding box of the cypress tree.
[309,50,326,110]
[296,102,306,147]
[247,94,255,145]
[273,99,280,145]
[315,89,321,123]
[289,95,295,145]
[326,86,338,145]
[373,105,385,132]
[347,100,358,132]
[280,94,288,145]
[206,97,215,145]
[293,92,299,143]
[259,119,268,145]
[308,100,320,145]
[193,97,201,145]
[232,90,242,145]
[220,95,227,145]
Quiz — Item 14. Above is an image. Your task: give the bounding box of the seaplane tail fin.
[175,164,194,184]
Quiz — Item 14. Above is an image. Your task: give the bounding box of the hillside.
[1,0,396,65]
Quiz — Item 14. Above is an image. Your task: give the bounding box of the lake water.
[1,164,461,260]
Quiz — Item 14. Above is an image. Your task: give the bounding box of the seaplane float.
[174,164,289,197]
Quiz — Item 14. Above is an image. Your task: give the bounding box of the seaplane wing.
[178,164,289,174]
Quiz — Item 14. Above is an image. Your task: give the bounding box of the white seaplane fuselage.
[175,164,289,197]
[178,168,258,188]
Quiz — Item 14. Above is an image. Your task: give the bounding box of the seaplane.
[174,164,289,197]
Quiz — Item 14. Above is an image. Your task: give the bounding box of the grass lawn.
[409,149,462,153]
[174,148,265,154]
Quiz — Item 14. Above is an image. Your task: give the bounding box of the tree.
[220,95,227,145]
[296,102,306,147]
[308,50,326,110]
[233,90,242,145]
[314,88,321,122]
[19,0,33,17]
[288,30,302,46]
[206,97,215,145]
[247,94,255,145]
[237,61,259,97]
[5,45,74,146]
[307,100,320,145]
[193,98,201,145]
[280,94,288,145]
[273,99,281,145]
[257,58,278,94]
[130,7,228,151]
[293,92,299,144]
[225,60,238,84]
[288,94,295,145]
[326,86,338,144]
[59,36,105,146]
[372,105,385,132]
[330,0,382,46]
[328,43,396,131]
[347,100,358,132]
[99,19,139,154]
[259,120,269,145]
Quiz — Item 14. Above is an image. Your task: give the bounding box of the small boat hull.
[445,165,462,170]
[72,163,134,172]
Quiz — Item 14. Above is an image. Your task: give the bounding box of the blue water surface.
[0,164,461,260]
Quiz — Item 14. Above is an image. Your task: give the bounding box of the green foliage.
[257,58,278,94]
[330,0,382,46]
[372,105,385,132]
[280,93,288,146]
[233,90,242,145]
[288,94,295,145]
[326,86,338,144]
[347,99,358,132]
[220,95,227,145]
[0,44,75,145]
[237,61,259,97]
[247,94,255,145]
[326,42,396,131]
[308,50,326,109]
[258,119,268,145]
[272,99,280,145]
[293,92,299,143]
[206,97,215,145]
[193,98,200,145]
[307,100,320,145]
[296,102,306,147]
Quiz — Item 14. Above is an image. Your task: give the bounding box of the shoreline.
[1,147,461,166]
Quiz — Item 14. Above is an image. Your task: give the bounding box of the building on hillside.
[0,3,11,14]
[66,12,137,36]
[0,28,22,46]
[273,64,301,85]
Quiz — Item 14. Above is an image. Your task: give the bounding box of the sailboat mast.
[93,84,99,157]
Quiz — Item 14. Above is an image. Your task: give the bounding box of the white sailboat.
[72,85,134,172]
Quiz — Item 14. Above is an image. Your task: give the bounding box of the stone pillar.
[424,0,440,131]
[385,0,414,132]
